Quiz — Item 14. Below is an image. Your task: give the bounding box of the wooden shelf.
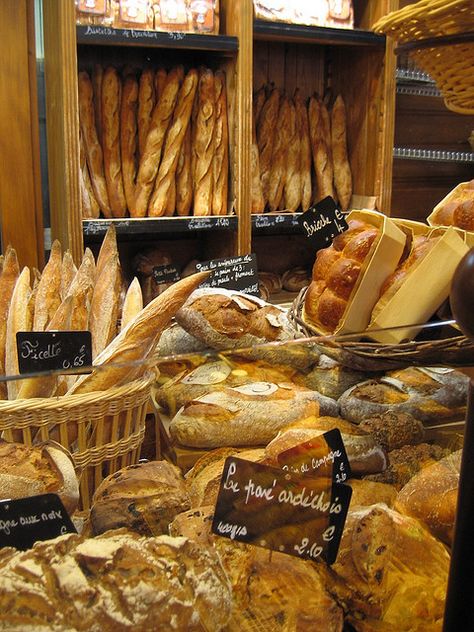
[76,24,239,53]
[83,215,238,239]
[253,19,386,47]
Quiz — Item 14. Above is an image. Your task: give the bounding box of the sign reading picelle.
[16,331,92,375]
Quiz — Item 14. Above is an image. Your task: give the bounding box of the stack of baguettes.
[252,85,352,213]
[0,226,209,400]
[78,64,229,219]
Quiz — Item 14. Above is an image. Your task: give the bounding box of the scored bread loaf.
[331,94,352,211]
[137,67,155,158]
[79,129,100,219]
[134,66,182,217]
[5,268,32,399]
[0,440,79,514]
[304,219,380,332]
[0,247,19,398]
[60,251,77,301]
[91,64,104,145]
[169,382,323,448]
[78,70,111,216]
[33,239,62,332]
[267,96,291,211]
[253,84,267,128]
[250,116,265,213]
[120,73,139,213]
[309,95,335,202]
[283,97,301,211]
[176,123,193,215]
[148,68,198,217]
[212,69,229,216]
[154,66,167,102]
[101,66,127,218]
[257,87,280,206]
[192,69,216,216]
[89,249,122,359]
[395,449,461,545]
[0,531,232,632]
[120,277,143,331]
[68,270,209,395]
[295,89,312,211]
[90,460,190,536]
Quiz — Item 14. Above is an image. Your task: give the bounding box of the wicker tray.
[374,0,474,114]
[0,373,154,511]
[289,287,474,371]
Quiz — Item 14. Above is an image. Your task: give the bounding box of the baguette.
[253,85,266,129]
[212,70,229,216]
[16,295,74,400]
[79,128,100,219]
[33,239,62,332]
[5,268,32,399]
[96,224,118,280]
[308,95,335,202]
[133,66,182,217]
[0,247,19,398]
[250,124,265,213]
[89,251,122,359]
[67,251,96,332]
[283,98,301,212]
[92,64,104,146]
[137,68,155,159]
[78,70,111,216]
[154,67,167,103]
[121,277,143,331]
[192,69,216,216]
[267,96,291,211]
[176,124,193,216]
[102,66,127,217]
[257,87,280,206]
[165,179,176,216]
[148,68,198,217]
[68,271,209,395]
[120,74,139,213]
[60,251,77,301]
[295,90,312,211]
[331,94,352,211]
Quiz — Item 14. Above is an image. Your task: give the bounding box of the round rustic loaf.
[0,440,79,515]
[90,460,190,536]
[0,530,232,631]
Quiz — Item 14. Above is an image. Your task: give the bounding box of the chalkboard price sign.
[277,429,352,484]
[196,253,260,296]
[0,494,77,551]
[212,457,352,564]
[152,264,181,285]
[16,331,92,375]
[297,197,349,250]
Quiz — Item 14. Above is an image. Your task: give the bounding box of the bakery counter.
[83,215,238,241]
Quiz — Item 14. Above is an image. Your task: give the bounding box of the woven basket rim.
[288,286,474,368]
[0,371,155,413]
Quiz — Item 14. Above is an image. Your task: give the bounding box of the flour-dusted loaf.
[267,96,291,211]
[169,382,325,448]
[33,239,62,332]
[257,86,280,206]
[396,449,461,545]
[339,366,468,425]
[331,94,352,211]
[175,288,296,349]
[318,504,450,631]
[0,440,79,514]
[283,97,301,211]
[0,531,232,631]
[120,73,139,213]
[212,70,229,216]
[120,277,143,331]
[5,267,32,400]
[295,89,312,211]
[137,67,155,159]
[309,95,335,202]
[90,460,190,536]
[192,68,216,216]
[299,353,369,400]
[176,122,193,215]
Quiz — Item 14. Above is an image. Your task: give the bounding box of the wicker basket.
[289,287,474,371]
[0,373,154,511]
[374,0,474,114]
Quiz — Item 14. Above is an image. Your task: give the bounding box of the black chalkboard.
[152,264,181,285]
[16,331,92,375]
[0,494,77,551]
[276,428,352,484]
[298,197,349,249]
[196,253,260,296]
[212,457,352,564]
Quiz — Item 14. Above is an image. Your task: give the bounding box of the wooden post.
[0,0,44,269]
[42,0,83,264]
